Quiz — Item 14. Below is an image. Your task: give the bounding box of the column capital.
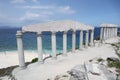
[86,30,89,33]
[52,31,56,35]
[63,31,67,34]
[16,31,22,38]
[72,30,76,33]
[37,32,42,36]
[91,29,94,32]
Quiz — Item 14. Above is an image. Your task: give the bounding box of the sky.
[0,0,120,27]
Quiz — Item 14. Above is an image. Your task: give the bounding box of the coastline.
[0,37,119,69]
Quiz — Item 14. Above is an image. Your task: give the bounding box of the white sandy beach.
[0,51,50,69]
[11,37,119,80]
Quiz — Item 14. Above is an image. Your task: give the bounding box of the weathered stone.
[69,65,87,80]
[99,65,117,80]
[116,75,120,80]
[54,74,70,80]
[90,64,100,75]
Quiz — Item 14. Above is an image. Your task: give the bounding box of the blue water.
[0,27,119,54]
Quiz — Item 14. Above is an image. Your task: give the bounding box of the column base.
[89,43,94,47]
[85,46,88,49]
[90,45,94,47]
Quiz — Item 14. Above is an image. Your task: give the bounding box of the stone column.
[90,29,94,46]
[108,28,110,38]
[110,27,113,37]
[85,30,89,48]
[114,28,116,37]
[52,32,57,59]
[16,31,26,69]
[63,31,67,56]
[115,28,118,37]
[112,28,114,37]
[103,27,106,40]
[113,28,115,37]
[110,28,112,38]
[109,28,111,38]
[106,28,108,39]
[79,30,83,50]
[100,27,103,41]
[37,32,43,63]
[72,30,76,52]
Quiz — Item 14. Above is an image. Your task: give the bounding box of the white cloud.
[22,5,54,9]
[20,12,40,21]
[58,6,76,14]
[22,5,75,14]
[32,0,38,2]
[11,0,38,3]
[11,0,25,3]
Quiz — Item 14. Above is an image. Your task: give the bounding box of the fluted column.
[37,32,43,63]
[100,27,103,41]
[52,32,57,59]
[85,30,89,48]
[16,31,26,69]
[72,30,76,52]
[63,31,67,56]
[79,30,83,50]
[90,29,94,46]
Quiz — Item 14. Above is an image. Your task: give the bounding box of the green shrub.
[111,43,116,46]
[107,61,120,68]
[97,58,104,62]
[83,42,85,45]
[31,58,38,63]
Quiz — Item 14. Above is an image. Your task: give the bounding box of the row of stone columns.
[16,29,94,69]
[100,27,117,41]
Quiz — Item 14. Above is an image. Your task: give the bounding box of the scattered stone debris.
[69,65,87,80]
[99,65,117,80]
[54,74,70,80]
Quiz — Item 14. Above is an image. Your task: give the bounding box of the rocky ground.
[51,42,120,80]
[51,57,120,80]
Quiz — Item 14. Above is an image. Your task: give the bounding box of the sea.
[0,27,120,54]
